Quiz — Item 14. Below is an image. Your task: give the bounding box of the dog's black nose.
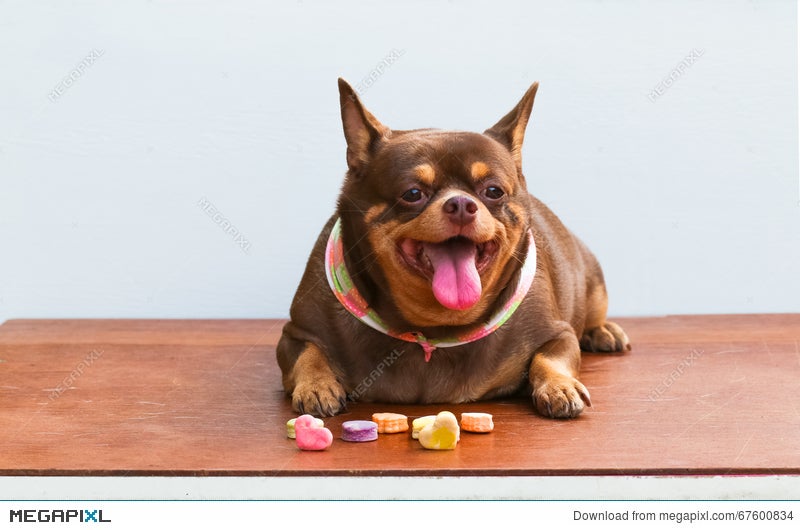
[443,195,478,226]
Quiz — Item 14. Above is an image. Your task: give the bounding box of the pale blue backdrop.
[0,0,797,321]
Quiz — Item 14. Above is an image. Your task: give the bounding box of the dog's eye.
[401,188,425,203]
[483,186,505,200]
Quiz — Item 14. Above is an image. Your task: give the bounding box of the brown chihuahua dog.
[277,78,630,418]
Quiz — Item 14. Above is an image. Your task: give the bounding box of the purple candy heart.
[341,420,378,442]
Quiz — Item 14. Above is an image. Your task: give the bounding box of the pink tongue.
[423,239,482,310]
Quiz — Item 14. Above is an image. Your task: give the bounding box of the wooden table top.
[1,314,798,477]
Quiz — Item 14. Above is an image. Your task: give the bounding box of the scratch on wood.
[675,388,745,440]
[733,431,756,464]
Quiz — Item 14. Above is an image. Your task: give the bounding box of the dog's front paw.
[532,374,591,419]
[580,321,631,352]
[292,379,347,417]
[285,342,347,417]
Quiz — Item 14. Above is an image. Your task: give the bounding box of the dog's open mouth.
[397,237,498,311]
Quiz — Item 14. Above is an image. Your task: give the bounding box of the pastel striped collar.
[325,218,537,362]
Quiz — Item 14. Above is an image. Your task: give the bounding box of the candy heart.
[286,416,324,439]
[294,414,333,451]
[418,411,460,450]
[372,412,408,433]
[411,415,436,440]
[460,412,494,433]
[341,420,378,442]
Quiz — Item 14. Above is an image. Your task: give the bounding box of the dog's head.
[335,79,539,329]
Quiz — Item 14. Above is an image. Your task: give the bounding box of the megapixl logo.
[10,509,111,523]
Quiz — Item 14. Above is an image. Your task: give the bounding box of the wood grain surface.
[1,315,798,476]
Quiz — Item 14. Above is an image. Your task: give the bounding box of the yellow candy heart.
[418,411,460,450]
[411,415,436,439]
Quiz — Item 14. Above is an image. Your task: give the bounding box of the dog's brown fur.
[276,79,630,418]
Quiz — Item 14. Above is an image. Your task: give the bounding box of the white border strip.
[1,476,798,501]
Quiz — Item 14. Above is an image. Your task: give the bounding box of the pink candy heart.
[294,414,333,451]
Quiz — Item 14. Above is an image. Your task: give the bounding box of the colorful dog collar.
[325,218,537,362]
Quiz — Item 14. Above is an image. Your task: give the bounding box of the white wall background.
[0,0,797,321]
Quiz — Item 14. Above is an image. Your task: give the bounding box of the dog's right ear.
[338,78,390,174]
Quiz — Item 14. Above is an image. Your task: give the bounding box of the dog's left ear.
[484,82,539,171]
